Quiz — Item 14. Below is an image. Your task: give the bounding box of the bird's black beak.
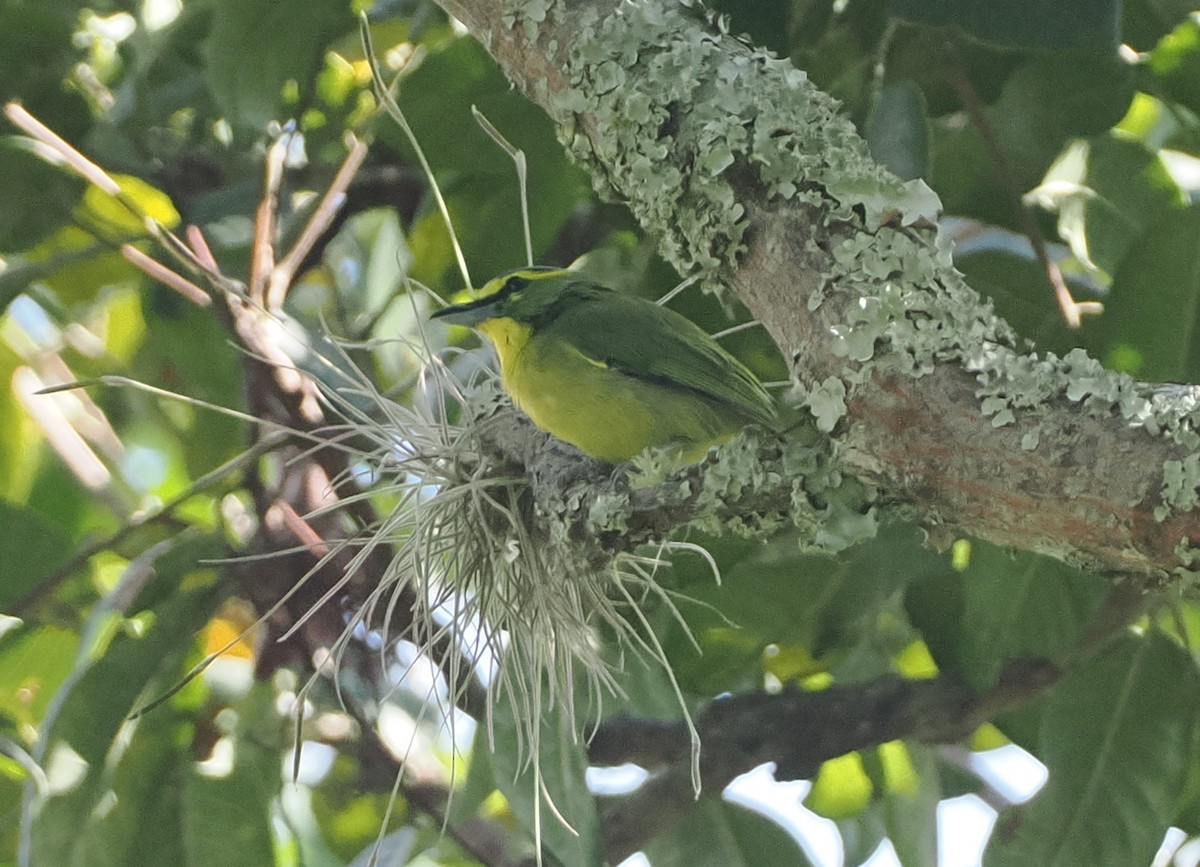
[430,296,499,327]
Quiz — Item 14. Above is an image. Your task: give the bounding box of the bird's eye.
[502,276,529,296]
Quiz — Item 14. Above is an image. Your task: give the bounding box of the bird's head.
[430,267,580,328]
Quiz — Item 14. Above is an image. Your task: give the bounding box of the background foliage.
[3,0,1200,865]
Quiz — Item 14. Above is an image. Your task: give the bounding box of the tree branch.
[589,658,1059,863]
[432,0,1200,584]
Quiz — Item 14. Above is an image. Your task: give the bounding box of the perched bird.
[432,267,776,462]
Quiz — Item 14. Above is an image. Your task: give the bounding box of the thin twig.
[942,44,1101,328]
[249,130,291,304]
[271,499,333,558]
[121,244,211,306]
[270,134,369,309]
[5,102,120,194]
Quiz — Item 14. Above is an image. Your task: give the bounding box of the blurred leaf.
[0,625,79,727]
[807,751,873,818]
[1088,206,1200,382]
[907,542,1106,692]
[988,55,1134,174]
[204,0,355,131]
[6,175,180,308]
[1123,0,1196,50]
[837,803,889,865]
[324,207,412,329]
[311,753,410,861]
[1031,135,1185,276]
[22,227,140,307]
[710,0,801,57]
[80,174,181,235]
[182,687,280,867]
[644,797,816,867]
[130,300,244,477]
[0,341,37,497]
[874,741,940,867]
[28,533,226,866]
[388,37,591,290]
[930,53,1134,225]
[449,729,497,828]
[1148,14,1200,117]
[67,709,189,867]
[672,523,943,691]
[0,138,81,254]
[955,248,1084,354]
[866,81,929,180]
[0,500,72,608]
[985,632,1200,867]
[890,0,1121,52]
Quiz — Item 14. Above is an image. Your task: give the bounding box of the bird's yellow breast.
[476,316,742,462]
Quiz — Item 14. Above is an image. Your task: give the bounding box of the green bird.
[431,267,776,462]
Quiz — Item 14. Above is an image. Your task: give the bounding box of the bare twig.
[120,244,211,306]
[269,134,369,309]
[5,102,120,194]
[248,130,291,304]
[942,44,1102,328]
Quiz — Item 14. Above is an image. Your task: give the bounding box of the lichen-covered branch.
[435,0,1200,584]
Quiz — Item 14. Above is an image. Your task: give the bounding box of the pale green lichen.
[501,0,552,40]
[498,0,1200,549]
[1160,454,1200,520]
[801,376,848,434]
[1173,538,1200,589]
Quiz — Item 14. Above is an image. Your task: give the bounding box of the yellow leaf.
[970,722,1010,752]
[763,642,825,683]
[79,173,180,235]
[894,640,938,679]
[807,751,872,818]
[878,740,919,796]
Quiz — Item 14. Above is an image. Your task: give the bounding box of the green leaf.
[68,709,189,867]
[1088,206,1200,382]
[866,81,929,181]
[908,542,1107,693]
[930,54,1134,223]
[0,500,73,608]
[838,803,889,865]
[388,36,591,290]
[675,524,942,675]
[955,248,1083,354]
[0,624,79,726]
[874,742,941,867]
[644,797,816,867]
[989,55,1134,172]
[890,0,1121,52]
[130,300,244,477]
[182,687,280,867]
[1032,136,1185,277]
[985,632,1200,867]
[204,0,354,130]
[1148,15,1200,117]
[28,534,226,866]
[0,138,82,255]
[807,751,873,819]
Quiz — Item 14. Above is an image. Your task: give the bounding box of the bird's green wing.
[541,285,777,425]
